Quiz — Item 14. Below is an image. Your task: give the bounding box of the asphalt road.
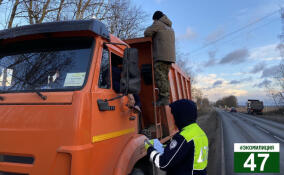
[217,109,284,175]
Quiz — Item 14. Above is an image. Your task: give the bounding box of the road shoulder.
[197,109,221,175]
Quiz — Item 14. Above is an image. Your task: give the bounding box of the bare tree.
[8,0,20,28]
[192,87,203,104]
[105,0,147,39]
[176,58,195,83]
[215,95,237,108]
[266,8,284,108]
[20,0,63,24]
[175,43,202,106]
[274,60,284,106]
[175,45,196,85]
[279,60,284,90]
[2,0,147,39]
[55,0,65,21]
[202,98,210,107]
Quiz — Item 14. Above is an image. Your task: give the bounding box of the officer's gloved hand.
[144,139,154,151]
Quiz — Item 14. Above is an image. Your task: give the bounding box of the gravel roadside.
[197,109,221,175]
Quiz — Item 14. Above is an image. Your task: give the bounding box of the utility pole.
[279,8,284,59]
[280,8,284,107]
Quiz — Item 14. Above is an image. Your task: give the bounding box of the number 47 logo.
[244,153,269,171]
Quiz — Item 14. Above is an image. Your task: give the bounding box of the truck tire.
[130,168,145,175]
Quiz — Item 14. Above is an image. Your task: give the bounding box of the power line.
[190,17,279,58]
[189,9,280,55]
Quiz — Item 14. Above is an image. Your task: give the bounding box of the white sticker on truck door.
[64,72,86,86]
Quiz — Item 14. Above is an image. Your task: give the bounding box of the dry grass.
[236,106,282,113]
[237,106,284,124]
[197,106,211,116]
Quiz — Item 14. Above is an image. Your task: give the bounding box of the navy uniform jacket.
[147,123,208,175]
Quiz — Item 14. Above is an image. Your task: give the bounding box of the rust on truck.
[0,20,191,175]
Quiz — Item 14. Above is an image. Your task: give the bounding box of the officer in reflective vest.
[145,99,208,175]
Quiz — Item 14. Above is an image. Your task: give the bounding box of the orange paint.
[0,23,191,175]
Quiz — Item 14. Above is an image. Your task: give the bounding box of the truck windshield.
[0,37,94,92]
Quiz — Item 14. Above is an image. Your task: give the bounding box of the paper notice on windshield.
[64,72,86,87]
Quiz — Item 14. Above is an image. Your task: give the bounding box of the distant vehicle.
[247,99,264,114]
[230,107,237,112]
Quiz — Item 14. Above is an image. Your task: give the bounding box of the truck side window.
[111,53,123,93]
[98,47,110,89]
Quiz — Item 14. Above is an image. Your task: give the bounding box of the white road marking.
[239,114,284,143]
[273,135,284,142]
[255,126,270,134]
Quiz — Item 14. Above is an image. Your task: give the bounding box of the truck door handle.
[97,99,115,111]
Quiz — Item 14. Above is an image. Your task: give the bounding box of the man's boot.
[155,96,169,106]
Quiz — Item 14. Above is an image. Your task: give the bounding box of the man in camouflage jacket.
[144,11,176,106]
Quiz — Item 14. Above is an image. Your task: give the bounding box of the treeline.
[0,0,147,39]
[191,87,211,110]
[195,96,211,115]
[215,95,237,108]
[196,97,210,109]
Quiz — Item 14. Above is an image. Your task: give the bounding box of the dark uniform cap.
[169,99,197,130]
[152,11,164,20]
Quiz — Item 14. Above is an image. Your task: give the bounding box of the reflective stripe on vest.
[180,123,208,170]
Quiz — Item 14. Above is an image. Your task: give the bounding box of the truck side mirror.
[120,48,140,94]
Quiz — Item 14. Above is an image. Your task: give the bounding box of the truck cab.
[0,20,191,175]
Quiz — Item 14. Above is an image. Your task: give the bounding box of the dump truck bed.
[125,37,191,140]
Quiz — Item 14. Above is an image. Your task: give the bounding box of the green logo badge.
[234,143,280,173]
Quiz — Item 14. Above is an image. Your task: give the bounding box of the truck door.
[90,45,137,175]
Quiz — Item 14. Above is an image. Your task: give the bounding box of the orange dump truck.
[0,20,191,175]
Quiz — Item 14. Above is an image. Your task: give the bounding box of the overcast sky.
[134,0,284,105]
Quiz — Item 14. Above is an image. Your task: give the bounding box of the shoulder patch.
[170,139,178,150]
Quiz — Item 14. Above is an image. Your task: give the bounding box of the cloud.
[177,27,197,40]
[212,80,223,88]
[261,65,280,78]
[223,89,247,97]
[204,50,217,67]
[203,44,281,68]
[219,48,249,64]
[204,58,216,67]
[250,62,266,73]
[229,77,252,85]
[229,80,241,84]
[254,79,272,88]
[205,27,225,44]
[249,44,281,61]
[195,74,250,102]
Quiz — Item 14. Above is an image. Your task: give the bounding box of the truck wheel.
[130,168,145,175]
